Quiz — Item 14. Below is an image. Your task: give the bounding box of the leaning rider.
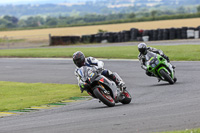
[138,42,175,77]
[73,51,126,93]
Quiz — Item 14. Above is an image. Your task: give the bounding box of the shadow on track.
[89,103,134,110]
[148,81,184,87]
[150,83,172,86]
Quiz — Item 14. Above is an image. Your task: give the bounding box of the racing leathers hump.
[84,57,104,69]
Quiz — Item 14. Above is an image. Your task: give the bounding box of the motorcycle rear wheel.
[159,69,174,84]
[93,87,115,107]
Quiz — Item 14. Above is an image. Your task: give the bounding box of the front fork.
[168,63,175,79]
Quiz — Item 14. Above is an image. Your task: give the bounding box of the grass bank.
[160,128,200,133]
[0,45,200,61]
[0,81,87,112]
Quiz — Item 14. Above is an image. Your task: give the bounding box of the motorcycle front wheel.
[93,86,115,107]
[159,69,174,84]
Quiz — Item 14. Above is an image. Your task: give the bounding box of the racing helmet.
[138,43,147,55]
[73,51,85,68]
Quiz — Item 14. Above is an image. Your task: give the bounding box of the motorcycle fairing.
[94,75,119,102]
[146,53,174,80]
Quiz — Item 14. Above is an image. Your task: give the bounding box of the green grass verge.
[0,81,87,112]
[159,128,200,133]
[0,45,200,61]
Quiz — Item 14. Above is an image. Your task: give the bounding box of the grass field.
[0,45,200,61]
[0,18,200,41]
[0,81,87,111]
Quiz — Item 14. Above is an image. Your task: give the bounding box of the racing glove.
[79,83,90,93]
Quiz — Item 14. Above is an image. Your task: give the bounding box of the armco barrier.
[49,26,200,45]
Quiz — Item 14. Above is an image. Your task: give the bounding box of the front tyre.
[120,90,132,104]
[93,86,115,107]
[174,77,177,83]
[159,69,174,84]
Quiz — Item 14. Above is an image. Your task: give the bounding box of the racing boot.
[109,73,126,92]
[162,54,175,69]
[118,80,126,93]
[146,71,155,77]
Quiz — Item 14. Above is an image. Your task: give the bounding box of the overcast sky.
[0,0,37,4]
[0,0,94,5]
[0,0,38,3]
[0,0,62,5]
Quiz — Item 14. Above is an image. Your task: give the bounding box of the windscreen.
[145,51,157,61]
[77,66,97,82]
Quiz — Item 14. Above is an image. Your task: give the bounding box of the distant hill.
[0,0,90,5]
[0,0,199,6]
[0,0,199,18]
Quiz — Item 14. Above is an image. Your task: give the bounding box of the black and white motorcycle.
[77,66,132,107]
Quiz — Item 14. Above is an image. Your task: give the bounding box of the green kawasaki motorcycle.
[145,51,177,84]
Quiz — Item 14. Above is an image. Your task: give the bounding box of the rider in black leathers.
[138,43,175,77]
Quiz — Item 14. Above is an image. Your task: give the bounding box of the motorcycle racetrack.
[0,57,200,133]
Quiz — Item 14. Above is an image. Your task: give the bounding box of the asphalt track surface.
[0,58,200,133]
[2,38,199,49]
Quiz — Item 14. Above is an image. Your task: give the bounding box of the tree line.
[0,5,200,31]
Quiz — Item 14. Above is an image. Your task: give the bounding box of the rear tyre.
[120,90,132,104]
[160,69,174,84]
[93,87,115,107]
